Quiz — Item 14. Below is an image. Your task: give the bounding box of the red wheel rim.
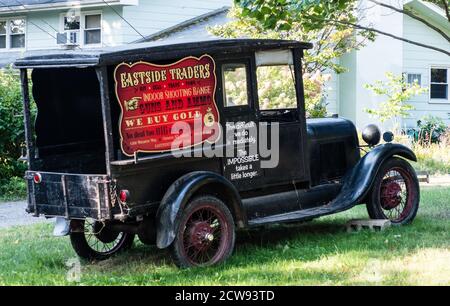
[180,204,230,266]
[379,167,415,223]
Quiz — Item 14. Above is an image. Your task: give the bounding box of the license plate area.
[26,171,111,220]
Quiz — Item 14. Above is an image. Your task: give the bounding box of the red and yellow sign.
[114,54,220,156]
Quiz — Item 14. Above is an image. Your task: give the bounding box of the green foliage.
[236,0,357,31]
[0,67,32,196]
[211,6,372,75]
[411,116,448,145]
[0,176,27,201]
[363,72,428,126]
[210,5,367,118]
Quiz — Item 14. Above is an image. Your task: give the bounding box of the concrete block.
[346,219,391,233]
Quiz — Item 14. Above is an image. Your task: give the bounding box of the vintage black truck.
[15,39,419,268]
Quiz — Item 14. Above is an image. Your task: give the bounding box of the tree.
[210,6,373,117]
[0,68,32,190]
[210,6,373,75]
[234,0,450,57]
[363,72,428,131]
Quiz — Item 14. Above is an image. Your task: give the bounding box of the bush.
[407,116,448,145]
[0,67,32,198]
[0,176,27,201]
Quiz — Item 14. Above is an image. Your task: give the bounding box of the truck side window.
[222,64,249,107]
[257,64,296,110]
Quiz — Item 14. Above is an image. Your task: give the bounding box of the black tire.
[70,220,135,261]
[171,196,235,268]
[366,157,420,225]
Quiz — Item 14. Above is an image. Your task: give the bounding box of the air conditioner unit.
[56,31,80,46]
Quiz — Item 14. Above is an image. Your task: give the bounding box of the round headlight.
[383,131,394,143]
[362,124,381,146]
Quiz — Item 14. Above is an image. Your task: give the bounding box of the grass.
[0,186,449,286]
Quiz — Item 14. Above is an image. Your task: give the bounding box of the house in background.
[1,0,448,130]
[334,0,450,130]
[0,0,231,66]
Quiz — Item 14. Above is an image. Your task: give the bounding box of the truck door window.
[255,50,298,122]
[256,64,296,110]
[222,64,249,107]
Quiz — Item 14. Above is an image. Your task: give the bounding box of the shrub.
[0,176,27,201]
[0,67,32,196]
[408,116,448,145]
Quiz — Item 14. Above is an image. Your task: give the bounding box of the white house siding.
[338,0,405,131]
[24,11,58,50]
[121,0,231,43]
[323,71,339,115]
[402,14,450,129]
[0,7,128,53]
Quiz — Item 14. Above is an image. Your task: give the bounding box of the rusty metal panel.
[25,171,111,220]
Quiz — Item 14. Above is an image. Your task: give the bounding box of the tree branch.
[369,0,450,43]
[326,18,450,57]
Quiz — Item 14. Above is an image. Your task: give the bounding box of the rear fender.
[156,171,244,249]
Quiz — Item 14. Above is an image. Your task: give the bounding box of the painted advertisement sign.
[114,54,219,156]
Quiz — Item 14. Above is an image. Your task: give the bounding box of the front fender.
[340,143,416,206]
[155,171,244,249]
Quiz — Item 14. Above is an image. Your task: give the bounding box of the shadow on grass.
[83,220,371,272]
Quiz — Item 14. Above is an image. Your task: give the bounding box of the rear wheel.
[70,219,135,260]
[366,157,420,225]
[171,196,235,268]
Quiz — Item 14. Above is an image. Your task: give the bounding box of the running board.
[248,201,353,226]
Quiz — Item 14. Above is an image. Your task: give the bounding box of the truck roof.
[14,39,312,69]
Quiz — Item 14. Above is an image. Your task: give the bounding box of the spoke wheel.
[70,219,135,260]
[171,196,235,268]
[379,169,412,222]
[367,157,420,225]
[85,219,125,254]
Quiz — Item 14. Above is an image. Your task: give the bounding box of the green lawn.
[0,186,449,286]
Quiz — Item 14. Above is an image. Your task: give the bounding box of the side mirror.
[383,131,394,143]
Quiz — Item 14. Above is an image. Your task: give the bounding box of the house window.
[64,15,80,30]
[430,68,448,100]
[60,12,101,46]
[0,18,25,49]
[10,19,25,48]
[0,21,5,49]
[406,73,422,86]
[84,14,101,45]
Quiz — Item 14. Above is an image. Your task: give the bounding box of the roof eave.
[0,0,137,14]
[404,0,450,31]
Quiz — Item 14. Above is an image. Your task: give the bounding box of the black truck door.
[254,49,309,187]
[217,56,263,191]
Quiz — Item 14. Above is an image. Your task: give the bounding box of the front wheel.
[366,157,420,225]
[171,196,236,268]
[70,219,135,260]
